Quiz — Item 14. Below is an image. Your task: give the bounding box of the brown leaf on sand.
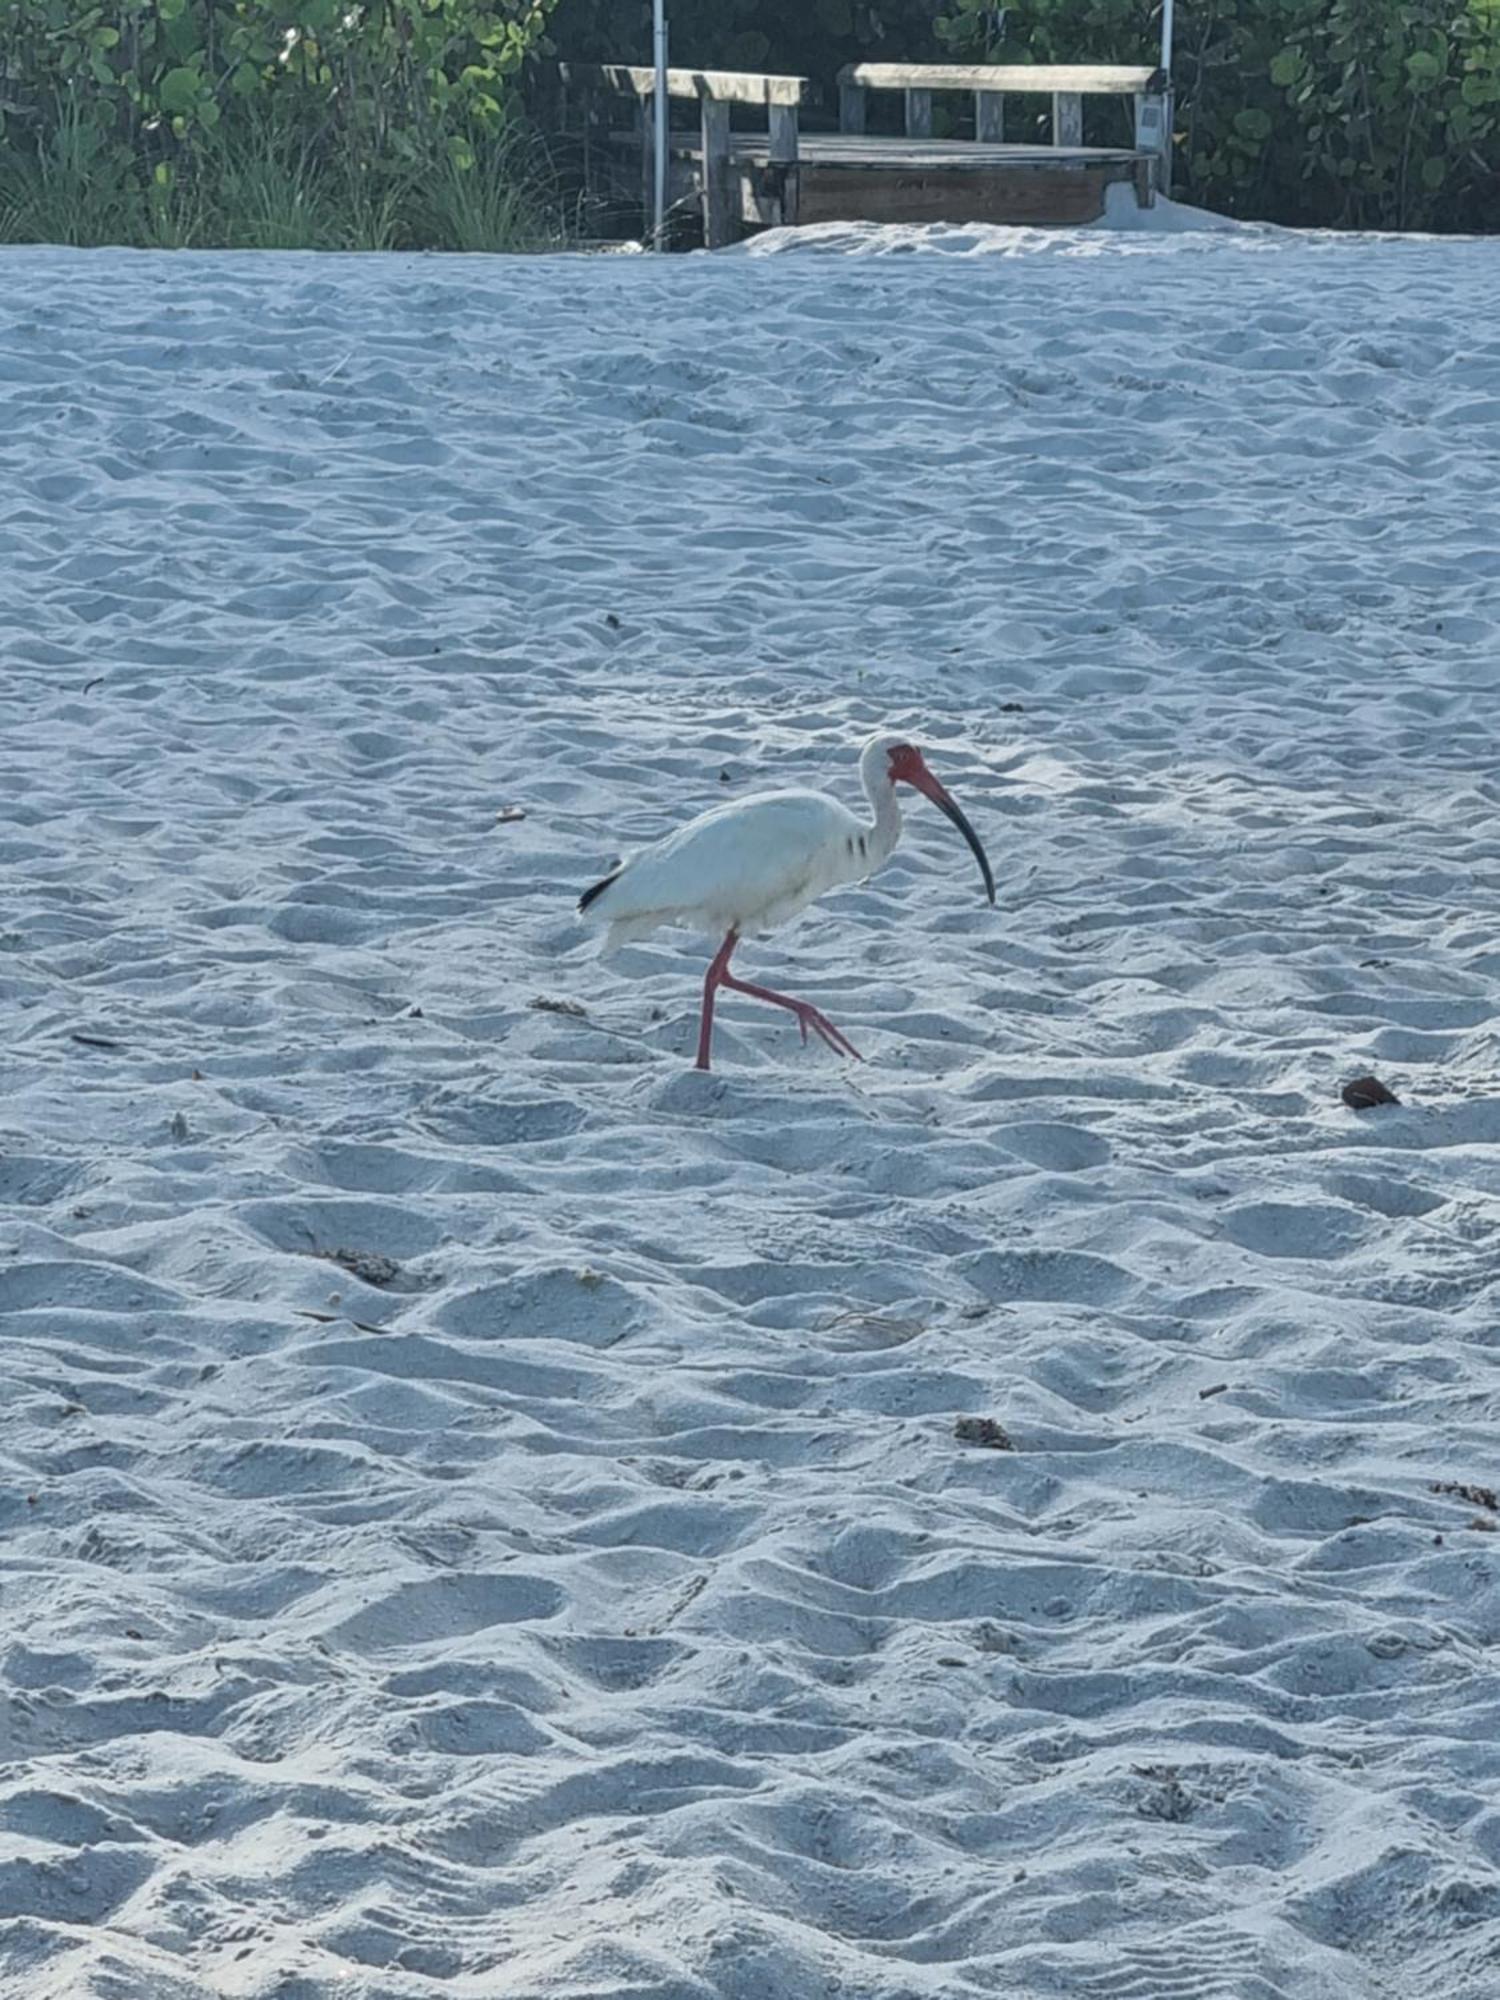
[495,805,527,824]
[1342,1074,1400,1110]
[955,1416,1013,1450]
[1431,1479,1498,1512]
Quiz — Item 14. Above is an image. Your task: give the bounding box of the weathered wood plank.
[839,80,867,134]
[839,62,1159,96]
[767,102,799,165]
[1053,91,1084,146]
[904,88,933,139]
[700,98,734,247]
[629,132,1141,169]
[560,61,807,106]
[974,90,1004,143]
[797,160,1121,226]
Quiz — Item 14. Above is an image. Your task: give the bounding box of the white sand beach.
[3,219,1500,1999]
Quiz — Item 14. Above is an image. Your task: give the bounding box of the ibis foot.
[776,994,864,1062]
[695,929,863,1070]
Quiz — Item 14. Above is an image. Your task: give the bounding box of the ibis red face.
[887,744,996,906]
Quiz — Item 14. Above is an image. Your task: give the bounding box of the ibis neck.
[863,773,903,868]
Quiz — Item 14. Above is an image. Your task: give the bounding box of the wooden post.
[1053,91,1083,146]
[1162,89,1174,194]
[974,90,1004,143]
[700,95,733,248]
[904,87,933,138]
[769,101,799,229]
[839,80,866,133]
[1134,89,1172,194]
[780,163,800,227]
[768,101,799,165]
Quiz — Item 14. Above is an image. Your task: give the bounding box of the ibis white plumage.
[577,731,995,1070]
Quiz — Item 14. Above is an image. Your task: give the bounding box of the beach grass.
[0,111,560,253]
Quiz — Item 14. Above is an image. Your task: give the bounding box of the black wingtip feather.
[577,869,622,915]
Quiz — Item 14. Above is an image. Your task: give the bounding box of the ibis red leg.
[696,931,737,1070]
[695,929,863,1071]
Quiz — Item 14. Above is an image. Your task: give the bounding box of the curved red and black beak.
[898,752,996,906]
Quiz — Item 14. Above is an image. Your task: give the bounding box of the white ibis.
[577,732,995,1070]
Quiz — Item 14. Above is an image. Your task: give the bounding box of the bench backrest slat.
[560,62,807,107]
[838,62,1161,96]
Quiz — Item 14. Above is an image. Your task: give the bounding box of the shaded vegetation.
[545,0,1500,229]
[0,0,561,248]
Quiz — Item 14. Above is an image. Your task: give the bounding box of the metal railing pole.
[652,0,669,245]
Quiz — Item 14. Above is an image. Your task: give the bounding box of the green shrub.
[0,88,140,244]
[933,0,1500,227]
[0,0,560,248]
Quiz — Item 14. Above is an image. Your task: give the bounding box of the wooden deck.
[706,134,1151,230]
[559,61,1173,246]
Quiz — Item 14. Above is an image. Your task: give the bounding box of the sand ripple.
[3,231,1500,1999]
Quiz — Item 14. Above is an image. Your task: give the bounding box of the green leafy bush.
[933,0,1500,227]
[0,0,561,247]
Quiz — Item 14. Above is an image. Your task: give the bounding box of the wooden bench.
[836,62,1172,190]
[557,56,1173,244]
[558,63,809,247]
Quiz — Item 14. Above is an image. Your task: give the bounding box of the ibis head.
[866,734,996,907]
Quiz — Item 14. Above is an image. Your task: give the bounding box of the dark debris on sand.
[1342,1074,1401,1110]
[1432,1479,1498,1513]
[955,1417,1013,1450]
